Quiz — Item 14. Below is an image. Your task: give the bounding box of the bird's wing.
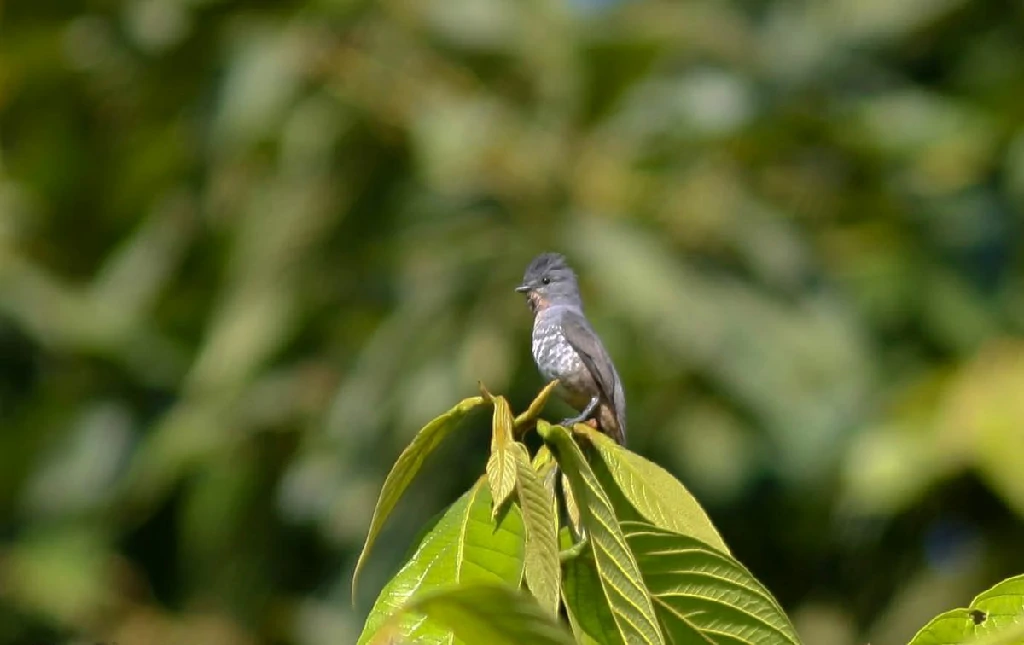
[560,310,620,408]
[611,376,627,440]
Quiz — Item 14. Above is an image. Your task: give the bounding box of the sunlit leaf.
[623,521,801,644]
[532,444,557,483]
[909,574,1024,645]
[357,477,527,645]
[485,395,517,517]
[514,443,560,616]
[966,623,1024,645]
[398,583,575,645]
[515,380,560,430]
[539,421,665,645]
[583,426,730,554]
[351,396,486,601]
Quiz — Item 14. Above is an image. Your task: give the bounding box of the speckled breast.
[531,310,592,402]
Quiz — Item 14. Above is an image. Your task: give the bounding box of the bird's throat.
[528,292,549,314]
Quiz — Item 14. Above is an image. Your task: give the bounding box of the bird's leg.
[560,396,599,428]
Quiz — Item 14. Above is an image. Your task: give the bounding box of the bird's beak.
[515,284,531,293]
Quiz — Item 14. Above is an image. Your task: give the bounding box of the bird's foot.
[559,396,600,429]
[559,418,600,433]
[559,414,587,428]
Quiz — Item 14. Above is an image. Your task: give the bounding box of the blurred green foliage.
[1,0,1023,643]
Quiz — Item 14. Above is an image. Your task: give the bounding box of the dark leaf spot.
[970,609,986,625]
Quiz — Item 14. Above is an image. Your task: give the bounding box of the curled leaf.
[514,380,560,432]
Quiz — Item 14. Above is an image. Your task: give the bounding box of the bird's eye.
[541,277,551,285]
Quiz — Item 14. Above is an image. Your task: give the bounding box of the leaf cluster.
[352,384,801,644]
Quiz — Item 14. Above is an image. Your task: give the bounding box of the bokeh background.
[3,0,1024,643]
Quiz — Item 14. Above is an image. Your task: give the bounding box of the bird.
[516,252,627,445]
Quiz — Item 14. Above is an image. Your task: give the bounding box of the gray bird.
[516,253,627,445]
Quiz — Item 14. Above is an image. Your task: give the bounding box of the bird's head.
[516,252,582,313]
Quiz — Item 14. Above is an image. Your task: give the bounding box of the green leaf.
[532,444,557,473]
[908,574,1024,645]
[357,477,527,645]
[538,421,665,645]
[562,552,625,645]
[514,443,561,616]
[398,583,576,645]
[562,471,582,537]
[351,395,486,601]
[623,521,802,645]
[515,380,560,430]
[912,609,979,645]
[967,623,1024,645]
[584,426,730,554]
[486,395,517,517]
[533,445,559,494]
